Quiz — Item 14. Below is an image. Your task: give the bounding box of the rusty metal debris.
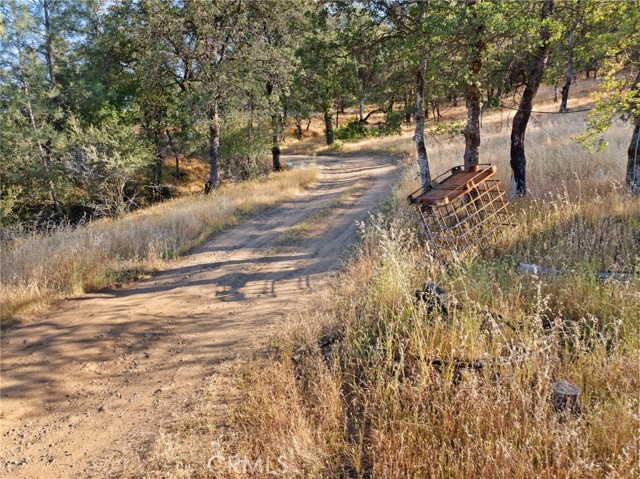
[408,164,511,260]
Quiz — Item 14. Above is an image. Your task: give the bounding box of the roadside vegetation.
[231,196,638,478]
[228,112,639,478]
[134,84,639,478]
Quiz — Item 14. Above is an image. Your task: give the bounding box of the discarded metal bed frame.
[407,164,511,259]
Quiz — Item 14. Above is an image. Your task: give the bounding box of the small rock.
[97,405,107,413]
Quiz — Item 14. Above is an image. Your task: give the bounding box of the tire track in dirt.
[0,151,400,478]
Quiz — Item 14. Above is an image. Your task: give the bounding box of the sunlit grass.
[229,170,639,478]
[113,80,638,478]
[218,80,639,479]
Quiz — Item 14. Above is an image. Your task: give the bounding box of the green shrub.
[220,114,271,181]
[378,111,403,135]
[334,112,403,142]
[64,116,154,218]
[334,119,371,141]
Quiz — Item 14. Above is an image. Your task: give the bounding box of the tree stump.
[552,381,580,416]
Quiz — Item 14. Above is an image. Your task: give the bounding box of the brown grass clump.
[0,166,318,322]
[224,86,640,478]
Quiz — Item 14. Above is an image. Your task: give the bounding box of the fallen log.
[517,262,637,282]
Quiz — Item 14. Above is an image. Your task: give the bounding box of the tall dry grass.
[230,180,639,479]
[220,88,639,478]
[0,167,318,321]
[114,80,638,478]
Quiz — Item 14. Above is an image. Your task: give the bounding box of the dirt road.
[0,151,400,478]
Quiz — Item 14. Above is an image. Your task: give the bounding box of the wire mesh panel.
[407,164,511,260]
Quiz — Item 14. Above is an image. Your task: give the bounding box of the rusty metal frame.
[408,164,511,260]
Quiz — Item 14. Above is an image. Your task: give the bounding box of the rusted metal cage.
[407,164,511,259]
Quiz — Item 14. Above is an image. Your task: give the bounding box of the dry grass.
[96,79,638,478]
[161,156,211,196]
[0,167,318,322]
[214,81,639,478]
[229,182,639,479]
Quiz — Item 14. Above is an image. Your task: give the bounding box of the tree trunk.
[26,88,60,210]
[282,104,287,142]
[41,0,62,213]
[559,30,574,112]
[43,0,57,87]
[166,129,180,180]
[626,71,640,191]
[362,108,383,124]
[154,134,163,187]
[463,95,482,169]
[486,88,494,101]
[463,2,485,170]
[586,58,595,79]
[266,82,282,171]
[510,0,554,196]
[295,119,303,140]
[356,54,364,128]
[627,118,640,191]
[17,38,60,212]
[404,89,411,123]
[272,145,281,172]
[415,57,431,191]
[271,113,282,171]
[206,102,220,192]
[335,103,339,129]
[324,107,334,145]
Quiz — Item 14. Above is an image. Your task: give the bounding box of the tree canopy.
[1,0,638,228]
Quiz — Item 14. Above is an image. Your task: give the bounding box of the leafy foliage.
[219,114,271,181]
[63,116,154,217]
[1,0,638,228]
